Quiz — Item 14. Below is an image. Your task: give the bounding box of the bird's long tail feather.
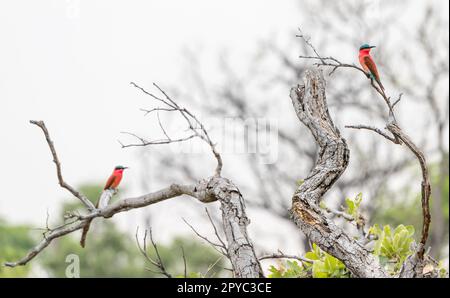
[80,190,113,247]
[370,73,385,91]
[80,218,93,248]
[376,77,385,91]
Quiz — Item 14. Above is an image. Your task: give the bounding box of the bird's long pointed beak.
[124,167,129,169]
[369,45,376,48]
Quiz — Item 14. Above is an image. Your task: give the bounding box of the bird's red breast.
[104,169,124,190]
[359,50,381,82]
[359,51,369,72]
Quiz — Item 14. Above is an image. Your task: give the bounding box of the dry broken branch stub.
[289,69,388,278]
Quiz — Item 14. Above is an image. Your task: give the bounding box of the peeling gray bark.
[289,69,388,278]
[207,177,264,277]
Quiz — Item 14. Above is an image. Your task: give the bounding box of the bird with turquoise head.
[358,43,384,90]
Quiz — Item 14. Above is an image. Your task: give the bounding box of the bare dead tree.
[296,28,432,258]
[5,84,263,278]
[156,2,433,258]
[289,69,388,277]
[291,23,439,274]
[299,0,448,259]
[136,227,172,278]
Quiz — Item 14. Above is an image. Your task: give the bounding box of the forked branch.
[297,31,432,268]
[30,120,95,211]
[124,82,223,176]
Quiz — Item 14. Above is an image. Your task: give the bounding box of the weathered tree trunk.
[6,175,264,278]
[289,69,388,278]
[207,177,264,277]
[104,175,263,278]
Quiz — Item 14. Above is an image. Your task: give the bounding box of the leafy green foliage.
[305,243,349,278]
[345,193,363,221]
[369,224,415,274]
[146,237,226,278]
[268,260,308,278]
[372,157,449,259]
[3,179,447,278]
[296,179,305,187]
[437,261,449,278]
[268,244,349,278]
[319,201,327,210]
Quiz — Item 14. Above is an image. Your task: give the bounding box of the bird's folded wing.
[363,56,380,79]
[104,175,116,190]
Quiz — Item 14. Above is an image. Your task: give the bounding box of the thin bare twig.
[323,207,354,222]
[205,208,227,249]
[345,124,401,144]
[259,252,313,264]
[181,246,187,278]
[126,82,223,176]
[119,131,196,147]
[135,227,172,278]
[182,217,228,257]
[30,120,95,211]
[203,256,225,278]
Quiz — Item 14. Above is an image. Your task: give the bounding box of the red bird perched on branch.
[80,165,128,248]
[359,44,384,91]
[103,165,128,191]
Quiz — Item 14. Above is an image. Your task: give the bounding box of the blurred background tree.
[0,219,35,277]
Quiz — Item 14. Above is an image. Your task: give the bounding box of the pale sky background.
[0,0,306,255]
[0,0,448,263]
[0,0,298,220]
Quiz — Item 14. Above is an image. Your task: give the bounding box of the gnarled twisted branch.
[289,69,388,278]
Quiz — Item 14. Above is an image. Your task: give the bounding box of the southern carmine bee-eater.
[80,165,128,248]
[359,44,385,91]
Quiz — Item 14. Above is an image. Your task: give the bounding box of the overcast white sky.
[0,1,448,262]
[0,0,300,223]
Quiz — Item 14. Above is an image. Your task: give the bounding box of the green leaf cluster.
[305,243,349,278]
[369,224,415,273]
[344,193,363,221]
[268,244,349,278]
[268,260,308,278]
[0,219,35,277]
